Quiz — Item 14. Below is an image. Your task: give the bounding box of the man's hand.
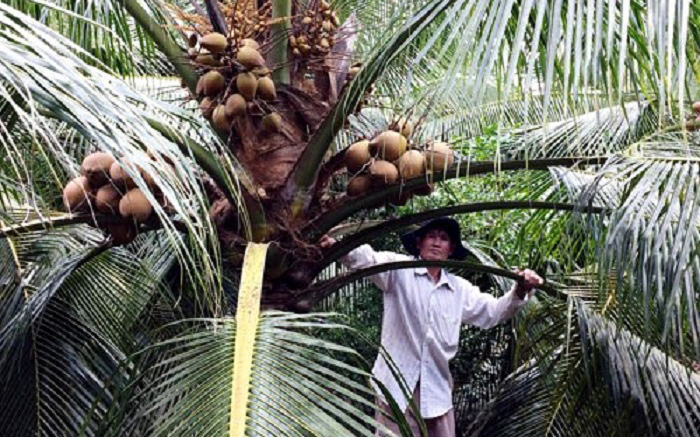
[514,268,543,299]
[319,234,337,249]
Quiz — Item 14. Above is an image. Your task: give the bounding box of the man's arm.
[319,235,404,292]
[460,269,542,329]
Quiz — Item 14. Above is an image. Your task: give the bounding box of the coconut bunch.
[190,31,280,135]
[343,119,455,200]
[290,0,340,62]
[686,101,700,131]
[62,152,169,245]
[184,1,272,67]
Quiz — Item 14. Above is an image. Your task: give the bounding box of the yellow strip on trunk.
[229,243,268,437]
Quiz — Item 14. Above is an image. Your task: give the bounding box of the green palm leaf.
[111,313,388,436]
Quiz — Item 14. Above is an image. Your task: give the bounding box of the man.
[320,217,542,437]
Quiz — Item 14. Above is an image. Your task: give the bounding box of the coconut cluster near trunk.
[342,119,454,202]
[289,0,340,60]
[61,151,171,246]
[189,27,280,138]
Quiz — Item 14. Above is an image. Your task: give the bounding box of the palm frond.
[0,2,251,305]
[578,303,700,436]
[573,146,700,358]
[112,312,385,436]
[0,224,179,435]
[502,101,658,158]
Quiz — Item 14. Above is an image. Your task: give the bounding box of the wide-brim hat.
[400,217,469,260]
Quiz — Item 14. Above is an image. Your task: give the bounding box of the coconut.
[346,174,372,196]
[63,176,93,212]
[424,142,454,172]
[200,71,225,97]
[369,160,399,186]
[195,50,220,67]
[237,46,266,69]
[240,38,260,50]
[187,33,198,48]
[693,101,700,114]
[212,105,231,133]
[225,94,247,117]
[345,140,371,173]
[199,97,216,119]
[119,188,152,223]
[687,118,700,132]
[257,77,277,101]
[200,32,228,54]
[391,117,413,138]
[95,184,122,214]
[398,150,425,179]
[262,113,283,133]
[236,72,258,101]
[110,161,135,188]
[106,222,137,246]
[81,152,115,187]
[370,131,407,161]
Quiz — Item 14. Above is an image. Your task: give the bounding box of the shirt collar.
[414,257,457,292]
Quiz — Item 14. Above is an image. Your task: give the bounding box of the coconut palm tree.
[1,0,699,435]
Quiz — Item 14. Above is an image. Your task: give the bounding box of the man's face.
[416,228,455,261]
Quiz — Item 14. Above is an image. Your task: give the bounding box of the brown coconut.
[95,184,122,214]
[693,101,700,114]
[106,222,137,246]
[225,94,247,117]
[370,131,407,162]
[200,71,225,97]
[212,105,231,133]
[345,140,371,173]
[391,117,413,138]
[110,161,133,188]
[119,188,152,223]
[257,77,277,101]
[262,113,282,133]
[398,150,425,179]
[200,32,228,54]
[63,176,93,212]
[240,38,260,50]
[237,46,266,69]
[369,160,399,186]
[424,142,454,172]
[195,50,220,67]
[347,174,372,197]
[81,152,115,187]
[199,97,216,119]
[187,33,198,48]
[236,73,258,101]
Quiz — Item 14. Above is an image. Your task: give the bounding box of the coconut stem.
[320,201,607,265]
[204,0,228,36]
[120,0,199,94]
[309,157,609,236]
[297,260,562,309]
[270,0,291,84]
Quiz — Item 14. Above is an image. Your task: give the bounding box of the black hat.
[400,217,469,260]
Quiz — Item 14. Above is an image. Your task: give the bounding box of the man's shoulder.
[446,272,479,293]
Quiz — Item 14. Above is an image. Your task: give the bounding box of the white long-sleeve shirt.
[341,244,531,418]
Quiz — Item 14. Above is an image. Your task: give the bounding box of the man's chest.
[392,274,463,346]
